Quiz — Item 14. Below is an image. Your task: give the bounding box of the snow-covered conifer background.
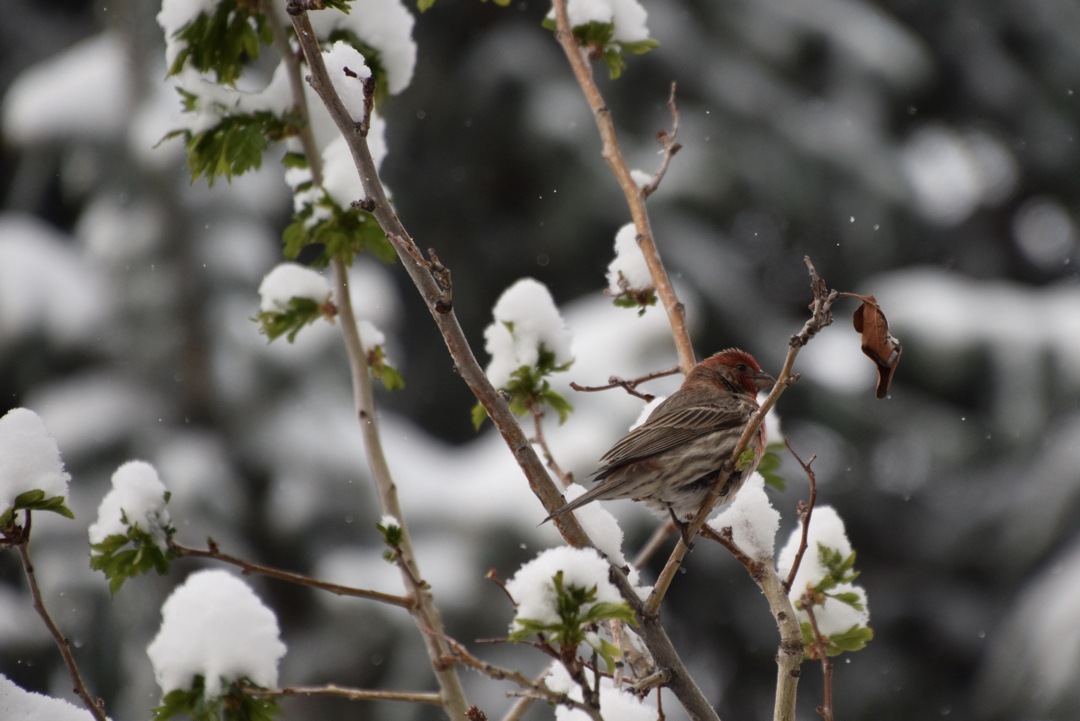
[1,0,1080,719]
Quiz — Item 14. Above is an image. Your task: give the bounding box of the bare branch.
[801,598,835,721]
[570,365,680,403]
[641,82,683,199]
[549,0,695,375]
[170,540,415,608]
[244,682,443,705]
[783,441,819,592]
[528,403,573,489]
[10,514,107,721]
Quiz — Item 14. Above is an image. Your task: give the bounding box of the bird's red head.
[689,348,775,396]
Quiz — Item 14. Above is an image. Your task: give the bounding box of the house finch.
[546,349,774,537]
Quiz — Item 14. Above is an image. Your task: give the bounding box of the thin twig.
[170,540,415,608]
[641,82,682,199]
[243,683,443,705]
[279,11,468,717]
[699,525,765,581]
[528,403,573,489]
[783,441,819,592]
[801,598,835,721]
[12,513,107,721]
[570,365,680,402]
[499,661,557,721]
[550,0,695,375]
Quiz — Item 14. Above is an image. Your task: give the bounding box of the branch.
[641,82,682,199]
[645,256,836,616]
[11,514,107,721]
[276,9,468,718]
[801,599,834,721]
[170,540,414,608]
[783,441,819,591]
[527,404,573,489]
[570,365,679,403]
[698,524,805,721]
[549,0,695,375]
[287,8,719,721]
[244,683,443,705]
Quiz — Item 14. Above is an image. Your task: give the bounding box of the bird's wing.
[597,402,752,470]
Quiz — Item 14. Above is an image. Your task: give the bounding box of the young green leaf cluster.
[164,91,302,186]
[0,489,73,529]
[90,514,178,595]
[167,0,272,85]
[757,442,787,491]
[472,345,573,429]
[368,344,405,391]
[541,18,658,79]
[611,283,658,316]
[256,296,329,343]
[797,543,874,656]
[283,191,396,267]
[153,676,278,721]
[508,570,635,652]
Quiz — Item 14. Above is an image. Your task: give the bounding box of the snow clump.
[483,278,573,389]
[147,569,287,699]
[0,408,70,515]
[88,461,172,545]
[505,546,622,631]
[258,263,331,313]
[606,223,652,294]
[707,472,780,562]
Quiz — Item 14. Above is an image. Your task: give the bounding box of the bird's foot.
[668,507,694,549]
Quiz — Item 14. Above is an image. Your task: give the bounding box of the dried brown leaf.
[851,295,901,399]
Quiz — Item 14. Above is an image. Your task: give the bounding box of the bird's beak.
[752,370,776,391]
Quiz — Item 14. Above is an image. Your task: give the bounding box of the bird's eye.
[736,363,748,373]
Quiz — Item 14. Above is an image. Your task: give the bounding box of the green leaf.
[281,152,308,169]
[601,47,625,80]
[471,402,489,430]
[595,637,623,674]
[581,601,636,626]
[170,108,302,186]
[376,519,404,547]
[153,676,280,721]
[5,490,75,522]
[618,38,659,55]
[90,520,176,594]
[256,296,329,343]
[417,0,435,10]
[167,0,269,85]
[368,345,405,390]
[540,389,574,424]
[320,0,354,11]
[756,450,786,491]
[826,624,874,655]
[736,447,757,471]
[283,192,393,267]
[826,591,865,612]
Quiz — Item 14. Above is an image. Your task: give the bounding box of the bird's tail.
[540,483,609,525]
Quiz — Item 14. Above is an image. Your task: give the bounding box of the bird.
[545,349,774,542]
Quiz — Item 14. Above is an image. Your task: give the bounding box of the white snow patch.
[606,223,653,293]
[505,546,622,631]
[546,664,657,721]
[89,461,171,545]
[561,484,639,586]
[707,473,780,562]
[258,263,331,313]
[483,278,574,389]
[777,506,870,637]
[0,674,109,721]
[545,0,652,43]
[308,0,417,94]
[323,41,372,123]
[0,408,69,516]
[147,570,286,698]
